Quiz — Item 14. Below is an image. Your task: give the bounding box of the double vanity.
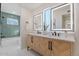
[26,3,75,56]
[26,32,75,56]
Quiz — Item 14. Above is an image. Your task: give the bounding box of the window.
[7,18,18,25]
[43,9,51,31]
[33,9,51,31]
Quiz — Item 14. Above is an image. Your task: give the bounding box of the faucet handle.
[51,32,56,36]
[58,33,60,36]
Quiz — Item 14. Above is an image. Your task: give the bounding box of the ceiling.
[19,3,43,11]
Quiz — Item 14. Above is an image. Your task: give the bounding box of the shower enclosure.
[0,11,20,45]
[0,3,20,46]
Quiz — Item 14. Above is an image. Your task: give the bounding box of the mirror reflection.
[43,9,51,31]
[33,13,43,30]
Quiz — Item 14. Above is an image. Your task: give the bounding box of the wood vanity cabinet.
[26,35,73,56]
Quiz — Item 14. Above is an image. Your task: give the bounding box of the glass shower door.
[0,24,1,45]
[1,12,20,38]
[0,21,1,45]
[0,28,1,46]
[0,19,2,46]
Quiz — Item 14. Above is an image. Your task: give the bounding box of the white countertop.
[27,33,75,42]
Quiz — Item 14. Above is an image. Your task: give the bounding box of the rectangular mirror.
[52,4,74,31]
[33,13,43,31]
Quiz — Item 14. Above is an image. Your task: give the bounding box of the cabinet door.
[52,40,71,56]
[39,37,51,56]
[32,36,41,52]
[26,35,33,48]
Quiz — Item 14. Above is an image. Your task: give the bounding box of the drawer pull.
[48,41,51,50]
[31,36,33,43]
[50,41,52,51]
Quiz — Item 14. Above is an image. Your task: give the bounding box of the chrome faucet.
[52,31,60,36]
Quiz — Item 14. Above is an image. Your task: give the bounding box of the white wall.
[73,3,79,55]
[1,3,21,16]
[20,7,33,48]
[33,3,62,15]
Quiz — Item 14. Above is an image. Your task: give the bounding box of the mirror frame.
[51,3,74,31]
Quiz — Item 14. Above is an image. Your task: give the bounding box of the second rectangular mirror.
[52,4,74,31]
